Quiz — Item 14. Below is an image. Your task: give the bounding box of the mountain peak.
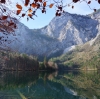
[88,9,100,19]
[0,11,99,57]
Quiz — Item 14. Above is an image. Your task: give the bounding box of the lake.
[0,70,100,99]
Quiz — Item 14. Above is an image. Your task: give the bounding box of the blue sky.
[12,0,100,29]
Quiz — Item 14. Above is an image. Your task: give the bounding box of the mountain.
[0,10,100,58]
[50,25,100,70]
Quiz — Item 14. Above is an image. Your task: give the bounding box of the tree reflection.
[0,71,99,99]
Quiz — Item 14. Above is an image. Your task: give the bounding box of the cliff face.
[0,10,100,57]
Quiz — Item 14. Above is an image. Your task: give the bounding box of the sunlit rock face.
[1,10,100,56]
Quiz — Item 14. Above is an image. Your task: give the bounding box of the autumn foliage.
[0,0,100,27]
[0,0,100,20]
[0,0,100,45]
[0,0,99,22]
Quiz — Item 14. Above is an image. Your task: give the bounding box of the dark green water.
[0,70,100,99]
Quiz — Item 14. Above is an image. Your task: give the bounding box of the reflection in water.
[64,87,77,96]
[0,71,99,99]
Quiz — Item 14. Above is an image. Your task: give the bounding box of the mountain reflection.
[0,71,99,99]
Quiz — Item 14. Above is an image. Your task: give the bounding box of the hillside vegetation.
[49,35,100,70]
[0,49,58,71]
[0,49,39,71]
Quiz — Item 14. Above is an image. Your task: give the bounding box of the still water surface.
[0,71,100,99]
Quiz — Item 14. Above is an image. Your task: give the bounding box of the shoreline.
[0,68,98,71]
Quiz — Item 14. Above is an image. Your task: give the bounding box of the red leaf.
[49,4,54,8]
[72,6,74,9]
[8,22,14,26]
[34,0,38,3]
[88,1,91,4]
[58,6,62,11]
[2,16,8,20]
[14,24,17,29]
[28,14,32,17]
[31,3,37,8]
[39,0,42,2]
[16,4,22,10]
[28,9,32,13]
[73,0,79,3]
[16,10,21,15]
[25,0,30,6]
[37,3,40,9]
[1,0,6,4]
[43,2,46,7]
[98,0,100,4]
[94,9,96,12]
[22,13,25,17]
